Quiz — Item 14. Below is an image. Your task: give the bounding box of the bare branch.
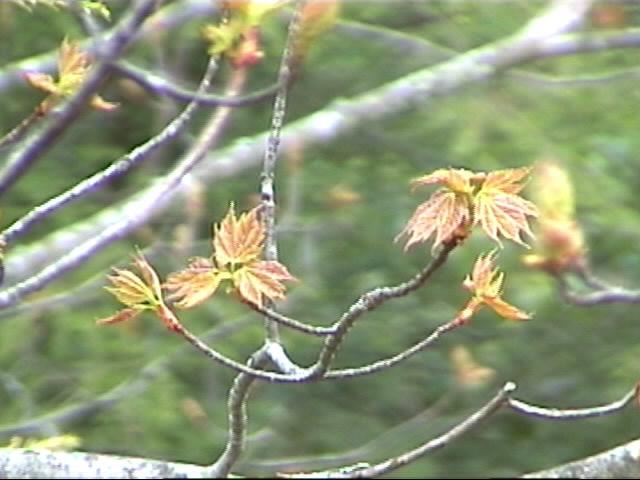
[555,273,640,306]
[0,449,209,479]
[507,386,639,420]
[112,61,280,107]
[246,303,336,337]
[260,0,306,342]
[324,317,462,380]
[523,437,640,478]
[310,242,456,379]
[170,321,312,383]
[277,383,639,478]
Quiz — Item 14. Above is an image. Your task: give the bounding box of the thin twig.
[506,386,638,420]
[324,317,463,380]
[309,242,457,379]
[112,61,280,107]
[555,273,640,306]
[260,0,306,343]
[171,322,312,383]
[246,303,336,336]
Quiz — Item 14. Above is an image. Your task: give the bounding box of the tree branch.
[523,437,640,478]
[259,0,306,343]
[309,242,456,379]
[0,449,209,479]
[112,60,280,107]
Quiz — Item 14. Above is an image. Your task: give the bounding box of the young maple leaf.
[164,257,229,309]
[98,252,181,332]
[24,38,117,114]
[456,250,530,324]
[473,167,538,248]
[396,168,474,252]
[166,203,296,309]
[234,260,297,308]
[213,204,264,267]
[203,1,285,66]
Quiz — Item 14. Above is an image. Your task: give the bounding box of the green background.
[1,1,640,477]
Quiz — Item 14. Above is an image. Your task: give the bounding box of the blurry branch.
[506,385,639,420]
[0,110,43,150]
[510,67,640,88]
[278,383,517,478]
[0,0,159,198]
[0,315,254,440]
[276,382,640,478]
[0,382,637,478]
[0,0,217,94]
[0,57,219,248]
[0,241,174,322]
[3,0,617,290]
[337,16,640,88]
[240,393,452,474]
[0,59,246,310]
[554,261,640,306]
[556,275,640,307]
[112,61,281,107]
[0,374,35,421]
[523,437,640,478]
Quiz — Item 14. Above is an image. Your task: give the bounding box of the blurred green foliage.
[1,1,640,478]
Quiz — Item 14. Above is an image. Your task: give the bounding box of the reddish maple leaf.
[166,203,296,309]
[234,260,297,308]
[396,168,474,252]
[456,251,530,324]
[164,257,228,309]
[398,166,538,253]
[24,38,117,114]
[213,204,264,267]
[98,252,181,331]
[473,167,538,248]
